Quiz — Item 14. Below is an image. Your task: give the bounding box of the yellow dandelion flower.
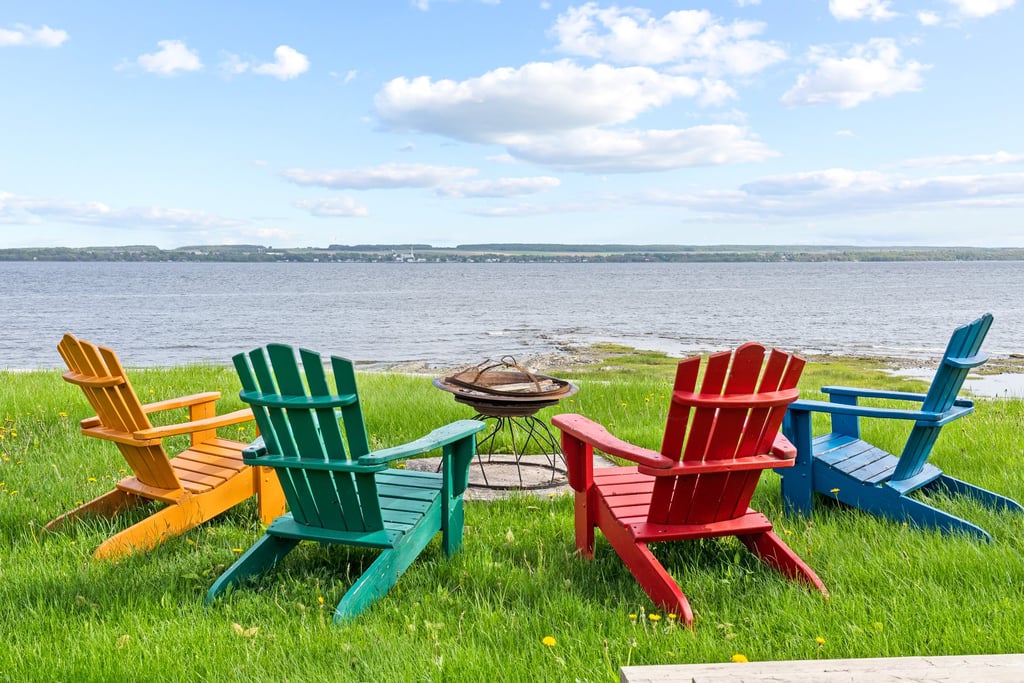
[629,613,638,621]
[731,654,749,663]
[542,636,556,647]
[815,637,826,645]
[87,477,97,482]
[830,488,840,494]
[232,548,244,553]
[667,614,677,621]
[59,412,68,418]
[318,596,325,605]
[648,614,661,622]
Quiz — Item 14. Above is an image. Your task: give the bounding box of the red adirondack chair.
[551,343,827,626]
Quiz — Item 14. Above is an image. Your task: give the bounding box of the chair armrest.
[358,420,486,466]
[551,414,671,469]
[132,408,254,440]
[819,385,930,403]
[638,452,796,477]
[140,391,223,414]
[637,432,797,477]
[790,398,972,425]
[771,431,796,459]
[78,391,226,430]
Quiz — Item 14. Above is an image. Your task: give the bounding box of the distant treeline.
[2,244,1023,263]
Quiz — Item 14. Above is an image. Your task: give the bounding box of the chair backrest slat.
[921,313,991,414]
[233,345,380,533]
[649,343,803,526]
[893,313,992,483]
[58,333,181,491]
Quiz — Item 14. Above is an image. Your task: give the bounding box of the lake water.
[2,261,1023,375]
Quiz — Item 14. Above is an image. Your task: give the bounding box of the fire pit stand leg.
[469,413,567,490]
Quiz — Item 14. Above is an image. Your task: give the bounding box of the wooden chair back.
[57,333,181,491]
[649,342,804,525]
[233,344,381,533]
[892,313,992,482]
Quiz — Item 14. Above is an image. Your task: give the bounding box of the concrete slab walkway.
[620,654,1024,682]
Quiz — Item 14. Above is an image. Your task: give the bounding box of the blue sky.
[2,0,1022,248]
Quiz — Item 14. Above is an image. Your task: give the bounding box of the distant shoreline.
[2,243,1024,263]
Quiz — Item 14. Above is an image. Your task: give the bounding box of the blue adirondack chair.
[205,344,485,622]
[780,313,1022,541]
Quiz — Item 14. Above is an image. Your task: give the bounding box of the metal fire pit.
[433,357,578,489]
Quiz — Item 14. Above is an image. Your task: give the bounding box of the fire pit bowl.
[432,357,578,489]
[433,357,578,417]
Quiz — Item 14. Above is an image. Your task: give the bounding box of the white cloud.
[946,0,1015,17]
[294,197,369,217]
[136,40,203,76]
[373,58,779,173]
[550,4,786,75]
[376,60,709,143]
[343,69,358,84]
[437,176,561,198]
[0,192,241,228]
[781,39,928,108]
[899,151,1024,168]
[835,129,855,137]
[829,0,898,21]
[282,163,478,189]
[0,23,69,48]
[218,52,251,77]
[504,125,776,173]
[637,168,1024,219]
[252,45,310,80]
[917,10,942,25]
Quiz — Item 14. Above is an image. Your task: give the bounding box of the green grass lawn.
[1,349,1023,682]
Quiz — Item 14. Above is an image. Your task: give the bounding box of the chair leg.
[44,489,146,532]
[780,411,815,517]
[575,490,596,559]
[602,531,694,626]
[891,493,992,542]
[334,511,441,623]
[205,533,301,605]
[92,498,207,559]
[929,474,1024,513]
[739,531,828,597]
[254,466,287,525]
[442,497,464,556]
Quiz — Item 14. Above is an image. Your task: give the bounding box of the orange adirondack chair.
[552,343,827,626]
[47,333,285,559]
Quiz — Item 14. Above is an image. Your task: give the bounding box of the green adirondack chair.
[205,344,485,622]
